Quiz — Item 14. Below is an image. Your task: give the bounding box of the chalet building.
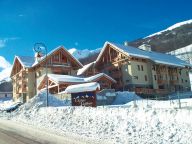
[10,46,116,102]
[78,41,191,96]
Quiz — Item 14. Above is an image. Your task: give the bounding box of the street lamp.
[34,43,49,107]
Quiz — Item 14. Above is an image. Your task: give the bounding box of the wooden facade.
[11,46,84,102]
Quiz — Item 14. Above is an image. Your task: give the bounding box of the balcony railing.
[170,80,179,85]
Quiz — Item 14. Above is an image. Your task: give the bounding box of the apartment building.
[10,46,116,102]
[78,42,191,96]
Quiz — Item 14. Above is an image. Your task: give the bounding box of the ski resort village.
[0,1,192,143]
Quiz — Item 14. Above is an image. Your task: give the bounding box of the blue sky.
[0,0,191,63]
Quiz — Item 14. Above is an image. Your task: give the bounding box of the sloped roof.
[12,46,83,70]
[47,73,116,84]
[16,56,35,68]
[32,46,83,68]
[84,73,117,83]
[61,82,100,93]
[96,41,192,67]
[77,61,95,76]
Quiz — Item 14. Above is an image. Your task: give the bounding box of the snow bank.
[2,92,192,144]
[18,91,71,111]
[0,97,14,110]
[9,99,192,144]
[112,91,141,105]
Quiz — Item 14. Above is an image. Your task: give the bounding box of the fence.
[134,91,192,109]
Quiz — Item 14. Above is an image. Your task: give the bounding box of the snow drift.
[1,91,192,143]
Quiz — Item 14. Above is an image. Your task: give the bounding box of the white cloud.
[18,14,24,17]
[0,39,6,48]
[74,42,79,46]
[0,37,20,48]
[0,56,12,81]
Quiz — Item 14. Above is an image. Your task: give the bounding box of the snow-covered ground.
[1,91,192,144]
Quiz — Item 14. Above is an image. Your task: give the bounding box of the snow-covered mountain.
[0,56,12,82]
[129,19,192,53]
[146,19,192,38]
[68,48,101,60]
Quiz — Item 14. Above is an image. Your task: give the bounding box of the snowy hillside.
[0,56,12,82]
[68,48,101,60]
[146,19,192,38]
[129,19,192,53]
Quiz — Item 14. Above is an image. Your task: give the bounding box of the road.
[0,119,88,144]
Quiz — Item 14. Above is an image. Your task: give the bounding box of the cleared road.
[0,120,89,144]
[0,127,42,144]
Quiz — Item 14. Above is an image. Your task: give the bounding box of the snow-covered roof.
[12,46,83,70]
[48,74,85,83]
[84,73,117,83]
[63,82,100,93]
[96,42,192,68]
[16,56,35,68]
[77,62,95,76]
[32,46,83,68]
[47,73,116,84]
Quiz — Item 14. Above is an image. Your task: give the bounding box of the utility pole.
[34,43,49,107]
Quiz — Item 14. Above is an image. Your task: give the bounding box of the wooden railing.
[170,80,179,85]
[157,80,167,84]
[135,88,169,95]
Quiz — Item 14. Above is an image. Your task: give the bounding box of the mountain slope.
[129,19,192,53]
[0,56,12,82]
[68,48,101,64]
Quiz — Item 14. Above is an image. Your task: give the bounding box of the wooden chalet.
[78,41,191,96]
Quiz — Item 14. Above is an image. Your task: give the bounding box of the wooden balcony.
[157,80,167,85]
[155,89,168,94]
[170,80,179,85]
[135,88,154,95]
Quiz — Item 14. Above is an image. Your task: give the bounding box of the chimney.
[35,52,42,63]
[124,41,129,46]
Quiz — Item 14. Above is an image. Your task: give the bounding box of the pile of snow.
[68,48,100,60]
[1,92,192,143]
[18,92,71,111]
[0,97,14,110]
[7,98,192,143]
[0,56,12,81]
[146,19,192,38]
[112,91,141,105]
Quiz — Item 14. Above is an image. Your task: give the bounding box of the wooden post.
[58,85,60,93]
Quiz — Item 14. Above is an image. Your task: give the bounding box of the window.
[145,75,147,81]
[134,76,138,80]
[137,65,140,71]
[182,79,183,83]
[185,80,188,83]
[186,71,188,76]
[154,75,157,80]
[126,80,130,83]
[141,65,144,71]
